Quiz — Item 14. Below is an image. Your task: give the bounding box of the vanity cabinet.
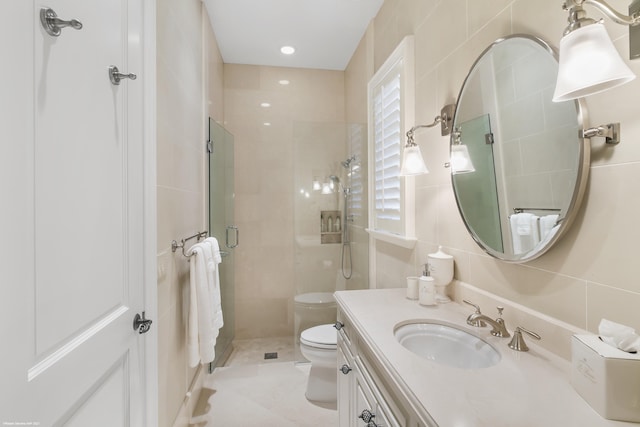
[337,310,422,427]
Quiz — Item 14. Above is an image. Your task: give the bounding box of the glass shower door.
[208,118,236,367]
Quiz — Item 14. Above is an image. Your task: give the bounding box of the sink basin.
[394,321,501,369]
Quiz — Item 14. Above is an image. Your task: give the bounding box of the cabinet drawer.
[354,359,403,427]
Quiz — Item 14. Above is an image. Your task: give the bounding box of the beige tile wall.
[156,1,224,426]
[347,0,640,352]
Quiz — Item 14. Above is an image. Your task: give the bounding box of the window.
[367,36,416,248]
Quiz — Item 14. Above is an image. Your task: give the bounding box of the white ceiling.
[203,0,384,71]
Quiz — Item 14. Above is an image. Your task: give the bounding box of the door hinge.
[206,140,213,153]
[485,133,494,144]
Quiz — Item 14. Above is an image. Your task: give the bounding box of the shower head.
[341,155,358,169]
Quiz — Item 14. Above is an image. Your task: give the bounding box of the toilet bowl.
[299,323,337,402]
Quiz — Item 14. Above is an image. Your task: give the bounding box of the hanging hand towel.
[187,242,217,367]
[539,214,559,241]
[510,213,540,254]
[204,237,224,331]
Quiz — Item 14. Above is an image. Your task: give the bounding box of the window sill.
[366,229,417,249]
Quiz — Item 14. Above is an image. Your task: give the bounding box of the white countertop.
[335,288,638,427]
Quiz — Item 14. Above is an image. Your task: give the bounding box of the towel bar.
[513,207,561,214]
[171,231,208,258]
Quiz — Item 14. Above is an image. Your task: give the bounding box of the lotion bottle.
[418,264,436,306]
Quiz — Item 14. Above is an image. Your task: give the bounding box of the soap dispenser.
[418,264,436,306]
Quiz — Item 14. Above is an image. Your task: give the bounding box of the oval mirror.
[451,34,589,263]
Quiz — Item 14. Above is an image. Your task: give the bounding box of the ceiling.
[203,0,384,71]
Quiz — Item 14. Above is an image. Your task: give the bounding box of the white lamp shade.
[553,22,635,102]
[450,144,475,174]
[400,145,428,176]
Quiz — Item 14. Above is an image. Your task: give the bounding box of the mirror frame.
[451,34,591,263]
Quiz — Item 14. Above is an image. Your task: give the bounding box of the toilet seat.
[300,324,337,350]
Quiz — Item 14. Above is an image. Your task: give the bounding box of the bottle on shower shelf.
[335,216,341,232]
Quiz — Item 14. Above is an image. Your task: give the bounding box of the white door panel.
[35,0,128,356]
[0,1,151,424]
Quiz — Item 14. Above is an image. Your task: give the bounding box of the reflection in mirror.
[451,35,589,263]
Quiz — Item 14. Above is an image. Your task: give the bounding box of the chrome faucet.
[465,303,510,338]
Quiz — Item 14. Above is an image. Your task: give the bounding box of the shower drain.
[264,352,278,360]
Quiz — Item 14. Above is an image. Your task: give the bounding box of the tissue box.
[571,334,640,422]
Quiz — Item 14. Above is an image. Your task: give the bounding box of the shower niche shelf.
[321,210,342,244]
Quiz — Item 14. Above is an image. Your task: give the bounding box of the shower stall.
[293,122,368,361]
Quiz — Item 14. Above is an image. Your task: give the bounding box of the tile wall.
[345,0,640,357]
[156,1,224,426]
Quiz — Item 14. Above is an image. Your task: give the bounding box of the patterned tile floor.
[190,337,337,427]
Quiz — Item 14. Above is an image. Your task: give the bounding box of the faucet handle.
[496,306,504,316]
[463,300,487,327]
[508,326,541,352]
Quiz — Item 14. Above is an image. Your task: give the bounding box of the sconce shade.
[399,145,428,176]
[553,22,636,102]
[451,144,475,174]
[321,182,332,194]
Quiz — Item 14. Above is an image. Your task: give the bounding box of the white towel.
[187,242,219,367]
[203,237,224,331]
[539,214,559,241]
[510,213,540,254]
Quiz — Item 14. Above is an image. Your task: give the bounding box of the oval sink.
[394,321,500,369]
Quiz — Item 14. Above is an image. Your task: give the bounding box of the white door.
[0,1,154,425]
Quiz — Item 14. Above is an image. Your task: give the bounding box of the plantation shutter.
[373,67,402,234]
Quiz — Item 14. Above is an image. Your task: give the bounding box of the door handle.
[226,225,239,249]
[109,66,137,85]
[40,8,83,37]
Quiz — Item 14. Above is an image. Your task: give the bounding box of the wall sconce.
[450,128,475,174]
[400,104,455,176]
[553,0,639,102]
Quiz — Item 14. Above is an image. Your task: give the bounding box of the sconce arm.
[566,0,640,26]
[405,104,456,146]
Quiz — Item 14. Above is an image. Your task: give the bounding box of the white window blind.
[367,35,416,247]
[372,68,402,234]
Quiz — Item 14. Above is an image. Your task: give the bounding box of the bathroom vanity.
[335,288,638,427]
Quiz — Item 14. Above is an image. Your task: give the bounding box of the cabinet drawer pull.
[358,409,375,423]
[334,321,344,330]
[339,364,352,375]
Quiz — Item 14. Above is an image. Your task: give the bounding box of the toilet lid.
[300,324,337,349]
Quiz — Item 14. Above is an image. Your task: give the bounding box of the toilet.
[296,272,346,402]
[299,323,338,402]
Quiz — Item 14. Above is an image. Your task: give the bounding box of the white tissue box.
[571,334,640,422]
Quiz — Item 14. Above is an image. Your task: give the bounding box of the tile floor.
[190,337,338,426]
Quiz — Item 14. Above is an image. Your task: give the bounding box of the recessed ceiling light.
[280,46,295,55]
[278,79,290,85]
[263,122,271,126]
[260,102,271,108]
